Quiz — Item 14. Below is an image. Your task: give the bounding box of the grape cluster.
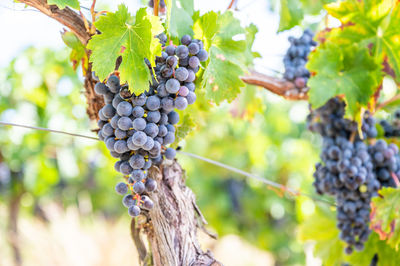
[380,109,400,137]
[283,29,317,94]
[94,34,207,217]
[308,98,380,254]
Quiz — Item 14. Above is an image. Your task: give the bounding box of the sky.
[0,0,304,76]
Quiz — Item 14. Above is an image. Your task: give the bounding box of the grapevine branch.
[18,0,308,111]
[241,70,308,100]
[227,0,236,10]
[21,0,91,45]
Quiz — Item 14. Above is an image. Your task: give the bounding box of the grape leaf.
[171,113,195,148]
[165,0,194,38]
[371,187,400,250]
[47,0,80,10]
[278,0,304,32]
[300,0,334,15]
[307,43,382,117]
[298,206,345,265]
[244,24,260,66]
[325,0,400,83]
[194,11,250,104]
[87,5,163,95]
[61,31,88,72]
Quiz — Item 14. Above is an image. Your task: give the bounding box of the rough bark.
[139,162,221,266]
[8,193,23,266]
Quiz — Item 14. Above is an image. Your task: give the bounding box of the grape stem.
[227,0,236,10]
[153,0,159,16]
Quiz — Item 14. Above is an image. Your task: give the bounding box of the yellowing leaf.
[325,0,400,82]
[371,187,400,250]
[278,0,304,32]
[307,43,382,117]
[61,31,88,72]
[194,11,253,104]
[165,0,194,37]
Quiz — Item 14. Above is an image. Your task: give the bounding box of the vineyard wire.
[0,121,336,206]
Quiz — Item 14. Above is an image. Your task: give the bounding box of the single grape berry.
[145,178,157,192]
[165,45,175,56]
[165,148,176,160]
[122,194,135,208]
[94,82,109,95]
[107,75,120,93]
[128,205,141,217]
[176,45,189,59]
[133,181,145,194]
[175,67,189,82]
[197,49,208,61]
[174,97,188,110]
[132,131,147,146]
[118,117,132,131]
[117,101,133,117]
[181,35,192,45]
[166,78,180,94]
[189,56,200,69]
[115,182,128,195]
[188,43,200,55]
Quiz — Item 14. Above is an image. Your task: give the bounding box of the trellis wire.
[0,121,100,141]
[0,121,335,206]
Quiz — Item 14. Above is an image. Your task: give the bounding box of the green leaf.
[171,113,196,148]
[278,0,304,32]
[194,11,250,104]
[61,31,87,72]
[120,9,164,94]
[371,187,400,250]
[325,0,400,83]
[165,0,194,38]
[87,5,164,95]
[244,24,260,66]
[307,43,382,117]
[300,0,334,15]
[47,0,80,10]
[298,206,346,265]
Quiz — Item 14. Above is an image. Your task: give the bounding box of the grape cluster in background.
[380,110,400,138]
[94,34,208,217]
[283,29,317,96]
[308,98,400,254]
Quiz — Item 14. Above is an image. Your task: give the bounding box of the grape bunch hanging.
[308,98,400,254]
[283,29,317,95]
[94,34,208,217]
